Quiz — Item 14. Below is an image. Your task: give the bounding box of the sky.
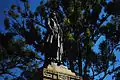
[0,0,41,80]
[0,0,120,80]
[0,0,41,32]
[0,0,16,32]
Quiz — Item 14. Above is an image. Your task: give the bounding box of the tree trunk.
[78,40,82,76]
[78,54,82,76]
[69,59,75,73]
[43,54,50,68]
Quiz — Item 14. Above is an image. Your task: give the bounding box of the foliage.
[1,0,120,80]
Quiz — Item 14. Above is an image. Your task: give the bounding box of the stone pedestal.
[43,64,82,80]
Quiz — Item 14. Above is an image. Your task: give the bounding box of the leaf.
[97,0,101,4]
[17,6,21,13]
[86,28,90,37]
[64,18,70,24]
[26,3,30,9]
[88,40,94,47]
[15,14,20,18]
[0,54,5,61]
[34,11,38,16]
[8,10,17,18]
[11,4,17,10]
[27,62,32,66]
[66,32,75,40]
[4,10,7,14]
[4,17,10,29]
[109,54,116,61]
[94,4,101,14]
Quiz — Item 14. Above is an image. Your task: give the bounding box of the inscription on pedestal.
[43,68,82,80]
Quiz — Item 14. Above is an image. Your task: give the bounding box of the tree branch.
[98,14,111,27]
[34,19,46,28]
[100,66,120,80]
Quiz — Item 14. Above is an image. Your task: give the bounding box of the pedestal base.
[43,63,82,80]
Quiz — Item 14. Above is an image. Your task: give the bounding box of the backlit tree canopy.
[1,0,120,80]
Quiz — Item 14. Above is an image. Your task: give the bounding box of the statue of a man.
[46,12,63,64]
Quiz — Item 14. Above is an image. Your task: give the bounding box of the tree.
[1,0,120,80]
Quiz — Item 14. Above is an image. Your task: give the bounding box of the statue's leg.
[60,43,63,62]
[56,33,60,62]
[50,35,54,43]
[46,35,50,42]
[56,48,59,61]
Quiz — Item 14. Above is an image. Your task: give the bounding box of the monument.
[45,12,63,64]
[43,63,82,80]
[43,12,82,80]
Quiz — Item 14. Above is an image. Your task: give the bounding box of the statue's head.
[49,12,56,19]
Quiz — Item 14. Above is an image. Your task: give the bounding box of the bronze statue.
[45,12,63,65]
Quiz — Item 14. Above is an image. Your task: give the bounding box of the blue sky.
[0,0,41,32]
[0,0,41,80]
[0,0,120,80]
